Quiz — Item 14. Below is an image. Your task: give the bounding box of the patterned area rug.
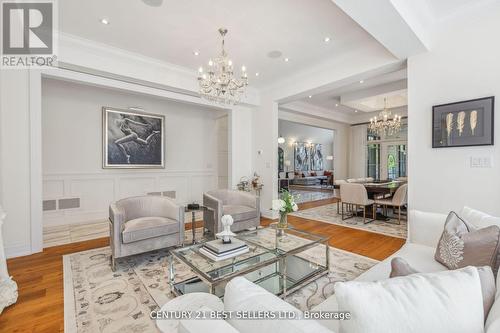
[289,189,335,204]
[63,231,378,333]
[290,203,407,239]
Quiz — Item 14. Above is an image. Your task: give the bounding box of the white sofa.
[174,208,500,333]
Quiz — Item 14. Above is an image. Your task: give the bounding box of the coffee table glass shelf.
[169,225,329,298]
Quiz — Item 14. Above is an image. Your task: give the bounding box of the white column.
[0,206,18,314]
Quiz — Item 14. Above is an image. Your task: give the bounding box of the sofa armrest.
[179,319,240,333]
[204,193,223,232]
[408,210,447,248]
[224,277,333,333]
[109,202,126,257]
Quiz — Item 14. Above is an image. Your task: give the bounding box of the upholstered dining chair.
[347,178,357,183]
[109,196,184,271]
[340,183,375,224]
[203,190,260,234]
[334,179,347,213]
[375,184,408,224]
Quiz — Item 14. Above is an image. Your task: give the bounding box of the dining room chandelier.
[197,28,248,105]
[368,98,402,137]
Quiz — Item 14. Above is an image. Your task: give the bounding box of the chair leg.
[363,206,366,224]
[398,207,401,225]
[341,202,344,220]
[373,204,376,220]
[337,200,340,214]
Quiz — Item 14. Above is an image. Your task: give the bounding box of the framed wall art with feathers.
[432,96,494,148]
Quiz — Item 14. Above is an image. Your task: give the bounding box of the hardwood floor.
[0,197,404,332]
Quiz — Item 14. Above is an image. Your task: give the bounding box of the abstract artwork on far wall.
[432,96,494,148]
[294,142,310,171]
[102,107,165,168]
[310,143,324,171]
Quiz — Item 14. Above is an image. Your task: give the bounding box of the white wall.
[42,78,223,226]
[278,119,334,171]
[279,110,349,180]
[0,71,33,257]
[408,2,500,216]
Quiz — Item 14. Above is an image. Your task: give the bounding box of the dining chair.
[340,183,375,224]
[366,177,374,182]
[347,178,357,183]
[334,179,347,213]
[356,178,366,183]
[375,184,408,224]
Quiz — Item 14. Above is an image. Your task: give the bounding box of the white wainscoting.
[43,170,216,227]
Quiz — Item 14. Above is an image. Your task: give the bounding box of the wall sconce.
[326,155,334,161]
[278,136,285,144]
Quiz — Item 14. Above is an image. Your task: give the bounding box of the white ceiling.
[293,67,407,114]
[58,0,393,87]
[424,0,485,20]
[342,89,407,112]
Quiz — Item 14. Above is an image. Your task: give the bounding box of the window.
[367,143,380,179]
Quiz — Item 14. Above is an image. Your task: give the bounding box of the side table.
[184,205,214,244]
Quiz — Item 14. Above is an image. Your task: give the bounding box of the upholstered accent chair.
[203,190,260,234]
[375,184,408,224]
[340,183,375,224]
[109,196,184,271]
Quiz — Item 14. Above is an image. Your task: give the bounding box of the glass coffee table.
[169,225,329,298]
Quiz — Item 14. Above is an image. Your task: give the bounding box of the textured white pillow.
[335,266,484,333]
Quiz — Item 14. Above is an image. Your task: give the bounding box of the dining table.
[334,180,406,199]
[333,180,407,220]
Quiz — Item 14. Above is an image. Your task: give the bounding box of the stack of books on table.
[199,239,249,262]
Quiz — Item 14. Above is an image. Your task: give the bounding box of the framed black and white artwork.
[102,107,165,168]
[432,96,494,148]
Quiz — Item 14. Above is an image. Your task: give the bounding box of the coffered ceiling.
[58,0,394,87]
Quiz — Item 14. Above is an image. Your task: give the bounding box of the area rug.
[290,203,407,239]
[63,231,378,333]
[290,189,335,204]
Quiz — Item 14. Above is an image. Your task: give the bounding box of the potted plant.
[272,190,299,238]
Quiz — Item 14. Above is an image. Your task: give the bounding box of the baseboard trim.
[5,244,32,259]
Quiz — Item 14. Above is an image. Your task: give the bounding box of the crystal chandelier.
[369,98,402,137]
[197,28,248,105]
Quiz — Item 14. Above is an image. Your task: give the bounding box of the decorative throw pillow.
[435,211,500,274]
[335,267,484,333]
[389,257,496,318]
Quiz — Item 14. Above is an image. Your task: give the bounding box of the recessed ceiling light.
[354,110,358,113]
[284,57,289,62]
[267,50,283,59]
[308,95,312,99]
[193,51,199,56]
[100,18,110,25]
[359,80,364,84]
[335,103,339,107]
[255,72,259,77]
[324,37,331,43]
[142,0,164,6]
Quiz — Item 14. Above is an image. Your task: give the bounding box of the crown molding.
[57,32,260,106]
